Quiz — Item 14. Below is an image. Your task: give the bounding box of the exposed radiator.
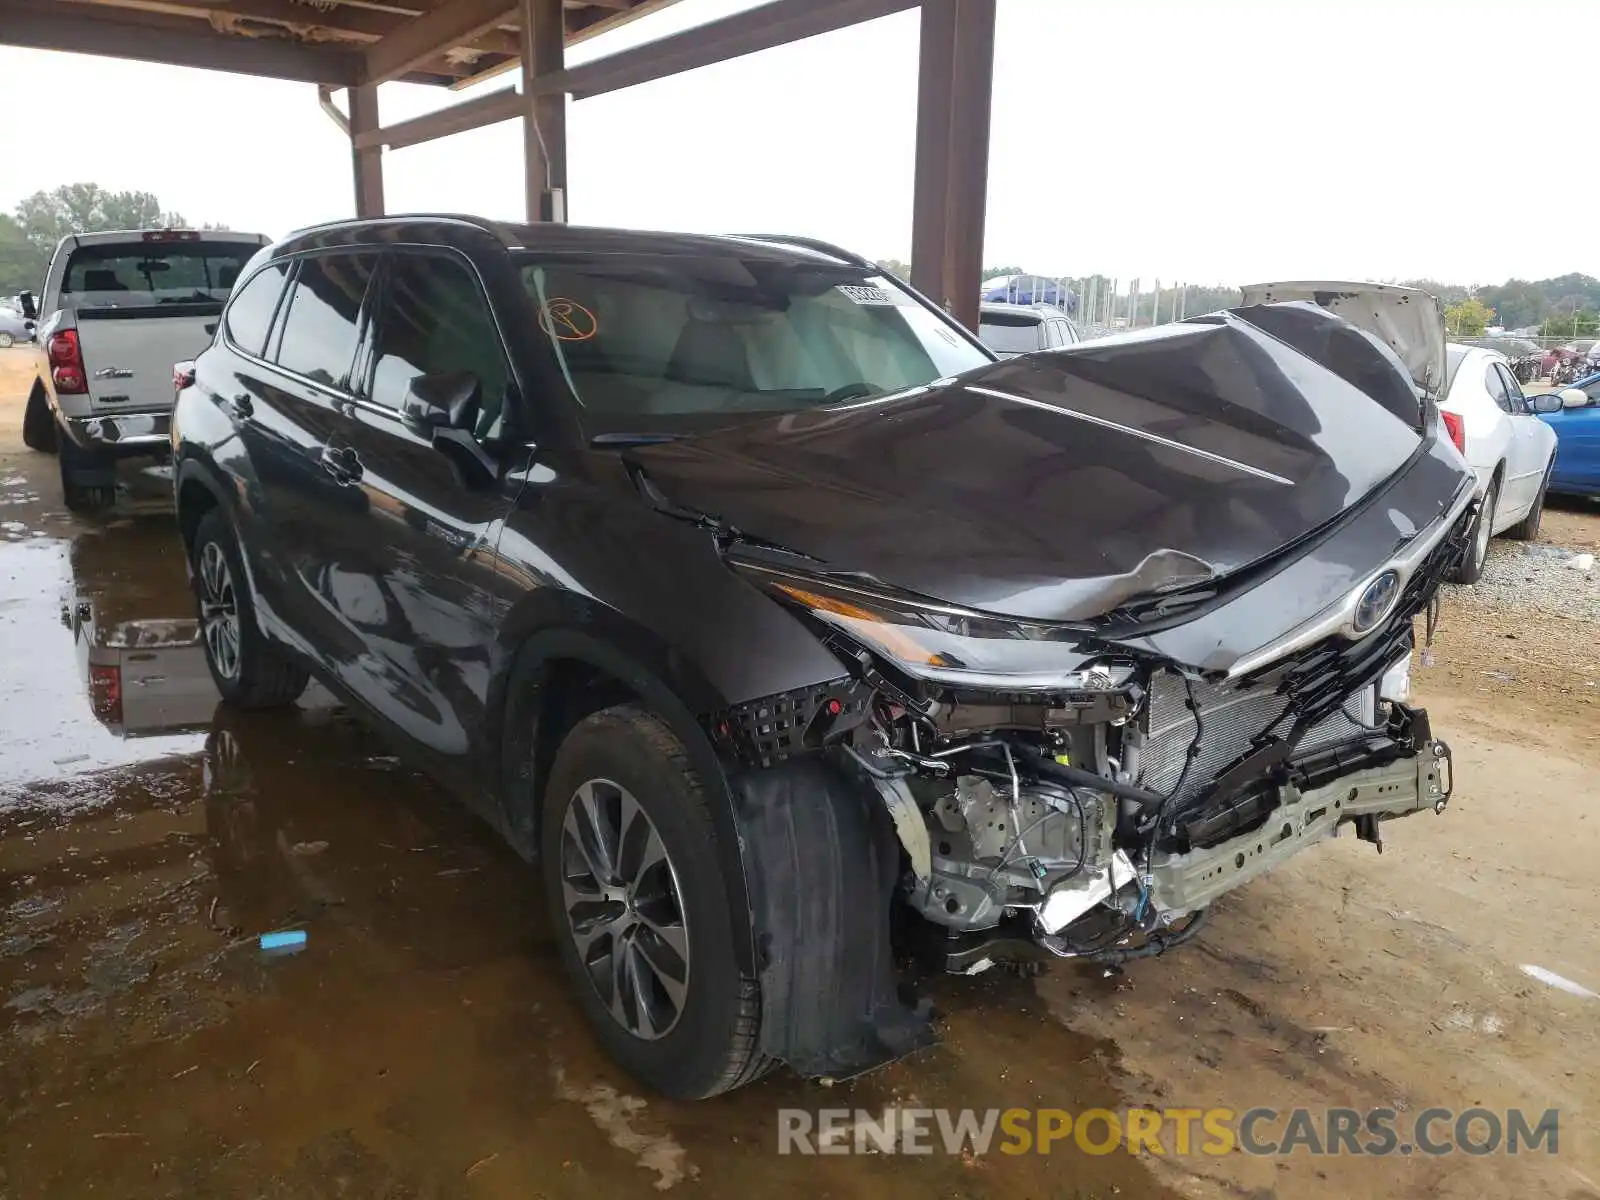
[1141,670,1377,808]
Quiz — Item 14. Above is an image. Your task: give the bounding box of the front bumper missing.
[1146,740,1452,913]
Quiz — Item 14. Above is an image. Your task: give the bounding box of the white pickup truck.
[20,228,269,511]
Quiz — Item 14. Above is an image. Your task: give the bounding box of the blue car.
[1539,373,1600,497]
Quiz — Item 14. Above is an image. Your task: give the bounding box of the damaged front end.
[638,303,1479,1080]
[714,487,1467,993]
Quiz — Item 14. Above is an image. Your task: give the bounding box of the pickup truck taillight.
[89,663,123,725]
[47,330,88,395]
[1439,409,1467,456]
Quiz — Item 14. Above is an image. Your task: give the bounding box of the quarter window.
[275,253,376,390]
[223,262,289,356]
[370,254,510,437]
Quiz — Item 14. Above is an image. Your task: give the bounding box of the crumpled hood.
[1239,281,1447,399]
[627,310,1427,623]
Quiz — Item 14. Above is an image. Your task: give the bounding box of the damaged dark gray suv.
[171,217,1475,1098]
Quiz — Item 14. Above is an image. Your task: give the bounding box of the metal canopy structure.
[1,0,997,327]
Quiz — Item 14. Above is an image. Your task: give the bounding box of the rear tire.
[0,331,14,349]
[191,509,309,709]
[1454,479,1497,584]
[1504,467,1551,541]
[23,383,58,454]
[58,435,114,512]
[540,704,770,1098]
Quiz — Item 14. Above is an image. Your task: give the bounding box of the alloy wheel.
[198,541,242,681]
[559,778,691,1040]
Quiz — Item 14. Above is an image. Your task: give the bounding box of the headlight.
[734,561,1127,693]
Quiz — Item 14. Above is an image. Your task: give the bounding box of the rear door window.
[1494,362,1527,413]
[274,253,377,390]
[223,262,290,357]
[1483,363,1513,412]
[368,252,510,437]
[62,240,262,311]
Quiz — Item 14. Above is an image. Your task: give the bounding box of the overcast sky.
[1,0,1589,287]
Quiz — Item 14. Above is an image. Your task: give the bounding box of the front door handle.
[319,445,363,485]
[227,392,253,419]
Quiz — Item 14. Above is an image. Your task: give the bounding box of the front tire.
[1454,479,1498,584]
[191,509,309,709]
[541,705,769,1099]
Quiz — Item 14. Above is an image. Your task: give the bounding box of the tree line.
[0,183,227,295]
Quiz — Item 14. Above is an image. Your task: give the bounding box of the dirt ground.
[2,348,1598,1200]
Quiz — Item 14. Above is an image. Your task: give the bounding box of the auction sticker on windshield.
[539,298,598,341]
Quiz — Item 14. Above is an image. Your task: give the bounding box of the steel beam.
[526,0,917,100]
[349,84,386,217]
[0,0,364,84]
[521,0,567,221]
[354,85,523,150]
[365,0,518,84]
[910,0,995,331]
[943,0,994,332]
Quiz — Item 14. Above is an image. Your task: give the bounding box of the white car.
[1240,281,1559,584]
[1440,343,1560,581]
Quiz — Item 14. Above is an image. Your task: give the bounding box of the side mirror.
[1530,392,1564,414]
[401,370,497,488]
[401,369,481,435]
[18,291,37,320]
[1560,388,1591,410]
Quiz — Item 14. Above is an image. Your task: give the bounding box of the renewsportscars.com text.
[777,1106,1560,1158]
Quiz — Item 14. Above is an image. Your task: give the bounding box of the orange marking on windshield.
[539,298,598,342]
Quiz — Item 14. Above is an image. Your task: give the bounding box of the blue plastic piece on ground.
[259,930,308,952]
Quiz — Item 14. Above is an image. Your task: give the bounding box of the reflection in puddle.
[0,519,333,795]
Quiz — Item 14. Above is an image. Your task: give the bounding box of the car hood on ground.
[1239,280,1447,399]
[628,310,1431,623]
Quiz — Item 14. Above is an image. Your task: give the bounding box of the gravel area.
[1449,535,1600,621]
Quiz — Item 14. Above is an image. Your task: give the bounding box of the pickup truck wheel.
[191,509,309,709]
[541,705,770,1098]
[0,332,14,349]
[23,383,57,453]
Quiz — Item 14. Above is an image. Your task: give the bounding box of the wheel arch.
[493,612,758,975]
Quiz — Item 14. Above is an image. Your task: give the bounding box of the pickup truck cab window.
[274,253,376,390]
[61,241,261,310]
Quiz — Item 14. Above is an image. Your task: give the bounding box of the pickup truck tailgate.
[77,311,217,413]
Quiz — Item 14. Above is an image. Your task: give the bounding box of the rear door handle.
[227,393,253,419]
[319,445,363,485]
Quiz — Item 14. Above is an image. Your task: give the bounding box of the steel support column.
[521,0,568,222]
[349,83,386,218]
[909,0,994,331]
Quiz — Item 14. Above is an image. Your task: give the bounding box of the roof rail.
[735,233,870,269]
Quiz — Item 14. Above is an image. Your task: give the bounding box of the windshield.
[978,314,1044,355]
[519,253,990,428]
[62,242,261,309]
[1445,344,1468,393]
